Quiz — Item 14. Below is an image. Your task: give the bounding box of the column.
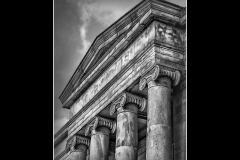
[65,135,90,160]
[110,92,147,160]
[139,65,181,160]
[85,116,116,160]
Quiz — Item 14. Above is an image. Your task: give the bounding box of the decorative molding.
[139,64,181,90]
[85,116,116,136]
[110,92,146,115]
[65,135,90,152]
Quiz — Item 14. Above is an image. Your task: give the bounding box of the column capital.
[139,64,181,90]
[65,135,90,152]
[85,116,116,136]
[110,91,147,115]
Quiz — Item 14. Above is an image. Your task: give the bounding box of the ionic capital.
[85,116,116,136]
[139,65,181,90]
[110,91,146,115]
[65,135,90,152]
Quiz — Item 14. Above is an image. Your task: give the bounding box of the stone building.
[54,0,186,160]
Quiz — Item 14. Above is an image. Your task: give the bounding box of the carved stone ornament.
[139,64,181,90]
[110,91,147,115]
[65,135,90,152]
[85,116,116,136]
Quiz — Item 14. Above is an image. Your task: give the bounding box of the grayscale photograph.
[54,0,186,159]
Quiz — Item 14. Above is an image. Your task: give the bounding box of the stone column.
[110,92,147,160]
[65,135,90,160]
[139,65,181,160]
[85,116,116,160]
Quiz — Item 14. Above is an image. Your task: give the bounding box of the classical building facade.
[54,0,186,160]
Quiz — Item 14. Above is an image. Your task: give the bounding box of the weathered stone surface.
[68,47,155,139]
[147,78,172,127]
[155,21,185,48]
[146,124,172,160]
[145,78,172,160]
[68,144,87,160]
[139,64,175,160]
[114,103,139,160]
[69,22,155,118]
[116,108,138,148]
[89,127,110,160]
[115,146,137,160]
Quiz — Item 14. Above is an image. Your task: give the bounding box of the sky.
[54,0,186,134]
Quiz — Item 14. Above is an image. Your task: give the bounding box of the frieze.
[156,56,185,72]
[139,64,181,90]
[69,22,155,118]
[155,21,184,48]
[110,92,147,115]
[85,116,116,136]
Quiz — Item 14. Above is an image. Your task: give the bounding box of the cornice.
[59,0,185,106]
[110,92,147,115]
[85,116,116,136]
[54,129,68,148]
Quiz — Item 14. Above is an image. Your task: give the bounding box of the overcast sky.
[54,0,186,134]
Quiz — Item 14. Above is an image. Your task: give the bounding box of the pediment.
[59,0,186,108]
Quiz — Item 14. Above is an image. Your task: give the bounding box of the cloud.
[79,0,140,27]
[77,4,91,55]
[74,0,141,56]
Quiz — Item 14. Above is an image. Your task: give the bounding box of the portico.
[54,0,186,160]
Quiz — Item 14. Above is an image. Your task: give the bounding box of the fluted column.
[139,65,181,160]
[110,92,146,160]
[85,116,116,160]
[65,135,90,160]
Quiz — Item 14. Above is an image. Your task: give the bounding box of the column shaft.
[115,104,138,160]
[89,127,110,160]
[146,78,172,160]
[70,144,87,160]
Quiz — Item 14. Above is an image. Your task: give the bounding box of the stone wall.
[173,76,186,160]
[137,138,146,160]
